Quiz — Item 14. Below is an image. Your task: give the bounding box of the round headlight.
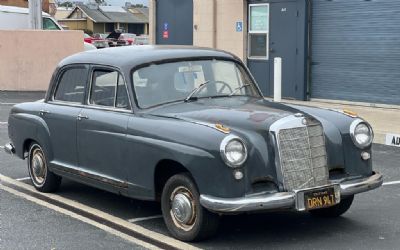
[350,119,374,148]
[220,135,247,168]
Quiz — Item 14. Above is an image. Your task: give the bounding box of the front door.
[77,68,131,186]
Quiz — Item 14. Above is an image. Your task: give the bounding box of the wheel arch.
[154,159,192,201]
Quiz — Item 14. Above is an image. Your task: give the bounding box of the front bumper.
[200,172,383,213]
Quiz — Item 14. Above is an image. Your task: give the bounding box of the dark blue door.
[269,1,298,99]
[247,1,306,100]
[156,0,193,45]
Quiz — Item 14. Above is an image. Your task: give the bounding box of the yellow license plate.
[304,187,337,210]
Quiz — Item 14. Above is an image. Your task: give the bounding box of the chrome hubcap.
[170,186,196,231]
[29,146,47,186]
[172,193,193,224]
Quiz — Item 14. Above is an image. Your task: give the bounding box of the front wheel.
[161,173,220,242]
[28,143,61,193]
[309,195,354,217]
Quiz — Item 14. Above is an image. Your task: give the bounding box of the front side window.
[248,4,269,59]
[43,17,61,30]
[132,60,261,108]
[89,70,130,109]
[53,67,87,103]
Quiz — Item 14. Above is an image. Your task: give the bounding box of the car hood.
[145,97,305,133]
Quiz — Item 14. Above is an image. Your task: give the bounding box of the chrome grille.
[277,122,328,191]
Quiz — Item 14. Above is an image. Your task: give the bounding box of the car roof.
[58,45,240,70]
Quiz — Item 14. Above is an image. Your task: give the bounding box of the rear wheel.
[309,195,354,217]
[161,173,220,242]
[28,143,61,192]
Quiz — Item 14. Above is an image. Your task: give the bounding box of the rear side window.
[89,70,130,109]
[54,68,87,103]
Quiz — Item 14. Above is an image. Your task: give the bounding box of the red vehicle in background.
[84,33,93,43]
[84,33,108,48]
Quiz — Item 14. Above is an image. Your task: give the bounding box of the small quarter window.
[116,74,130,109]
[54,68,87,103]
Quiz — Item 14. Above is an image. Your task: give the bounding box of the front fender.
[126,116,247,200]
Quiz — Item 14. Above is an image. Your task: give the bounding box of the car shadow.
[56,179,161,219]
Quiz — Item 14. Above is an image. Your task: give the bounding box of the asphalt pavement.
[0,92,400,250]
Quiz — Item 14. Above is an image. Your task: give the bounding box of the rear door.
[43,65,88,168]
[77,67,131,186]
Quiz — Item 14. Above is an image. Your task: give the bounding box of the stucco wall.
[215,0,246,61]
[149,0,156,44]
[0,30,83,91]
[150,0,246,60]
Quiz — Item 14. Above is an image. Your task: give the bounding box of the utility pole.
[29,0,43,29]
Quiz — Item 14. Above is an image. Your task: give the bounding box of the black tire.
[28,143,61,193]
[161,173,220,242]
[309,195,354,218]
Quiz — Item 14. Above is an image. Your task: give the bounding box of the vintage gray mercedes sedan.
[5,46,383,241]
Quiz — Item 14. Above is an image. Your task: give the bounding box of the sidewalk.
[281,99,400,145]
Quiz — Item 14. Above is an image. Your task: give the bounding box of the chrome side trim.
[51,163,128,189]
[200,172,383,213]
[4,143,15,155]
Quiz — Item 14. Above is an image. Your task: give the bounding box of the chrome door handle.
[77,114,89,120]
[39,110,50,116]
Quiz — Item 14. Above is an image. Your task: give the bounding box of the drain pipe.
[212,0,217,48]
[306,0,313,100]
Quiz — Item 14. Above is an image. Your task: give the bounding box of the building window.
[248,4,269,59]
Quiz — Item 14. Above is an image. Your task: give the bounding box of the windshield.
[132,59,261,108]
[42,17,61,30]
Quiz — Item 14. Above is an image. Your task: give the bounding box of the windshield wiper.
[184,80,210,102]
[229,84,251,96]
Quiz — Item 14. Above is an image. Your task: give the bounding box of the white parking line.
[16,177,31,181]
[0,102,18,105]
[0,174,200,250]
[383,181,400,186]
[0,121,8,125]
[0,184,160,249]
[128,215,163,223]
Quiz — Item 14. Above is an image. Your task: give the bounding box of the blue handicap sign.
[236,21,243,32]
[164,22,169,31]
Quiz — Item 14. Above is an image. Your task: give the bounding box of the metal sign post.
[29,0,43,29]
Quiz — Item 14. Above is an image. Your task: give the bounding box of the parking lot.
[1,92,400,250]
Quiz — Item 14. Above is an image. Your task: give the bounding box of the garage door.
[311,0,400,105]
[156,0,193,45]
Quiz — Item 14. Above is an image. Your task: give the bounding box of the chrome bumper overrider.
[4,143,15,155]
[200,172,383,213]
